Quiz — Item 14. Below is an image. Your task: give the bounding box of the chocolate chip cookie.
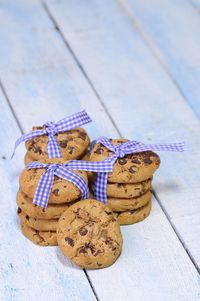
[108,190,152,212]
[19,167,88,203]
[91,178,152,199]
[24,150,90,165]
[57,199,123,269]
[20,222,57,246]
[16,190,76,219]
[89,139,160,183]
[18,209,58,231]
[114,200,152,225]
[26,127,90,161]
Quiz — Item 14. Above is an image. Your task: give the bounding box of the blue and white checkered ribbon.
[93,137,185,204]
[12,110,92,158]
[26,159,113,208]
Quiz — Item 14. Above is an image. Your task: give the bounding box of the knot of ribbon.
[12,110,92,158]
[93,136,185,203]
[26,159,113,208]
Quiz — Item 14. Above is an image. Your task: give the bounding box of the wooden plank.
[3,0,198,300]
[119,0,200,118]
[0,89,97,301]
[44,0,200,267]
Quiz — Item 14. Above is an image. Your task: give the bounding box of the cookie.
[20,222,57,246]
[89,139,160,183]
[108,190,152,212]
[26,127,90,161]
[24,150,90,165]
[57,199,123,269]
[90,178,152,199]
[114,200,152,225]
[19,167,88,203]
[16,190,75,220]
[18,209,58,231]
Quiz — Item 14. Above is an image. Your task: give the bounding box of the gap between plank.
[41,0,200,276]
[153,189,200,274]
[0,80,24,134]
[118,0,200,121]
[41,0,123,138]
[83,269,100,301]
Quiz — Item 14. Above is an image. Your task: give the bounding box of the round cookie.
[57,199,123,269]
[108,190,152,212]
[20,222,57,246]
[18,208,58,231]
[24,151,90,165]
[89,139,160,183]
[91,178,152,199]
[16,190,76,220]
[114,200,152,225]
[26,127,90,161]
[19,167,88,204]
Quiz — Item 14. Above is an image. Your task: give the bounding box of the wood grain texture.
[119,0,200,118]
[0,0,200,300]
[21,0,200,299]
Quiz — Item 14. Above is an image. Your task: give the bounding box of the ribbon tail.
[55,110,92,132]
[94,172,109,204]
[12,129,47,159]
[47,134,62,158]
[33,169,54,208]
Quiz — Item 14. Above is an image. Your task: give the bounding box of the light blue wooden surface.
[0,0,200,300]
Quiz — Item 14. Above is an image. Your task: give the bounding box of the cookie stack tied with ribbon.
[16,162,89,246]
[12,110,92,165]
[89,137,185,225]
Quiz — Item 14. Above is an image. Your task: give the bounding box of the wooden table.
[0,0,200,300]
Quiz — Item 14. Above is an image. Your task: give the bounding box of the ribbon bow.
[12,110,92,158]
[93,136,185,203]
[27,159,113,208]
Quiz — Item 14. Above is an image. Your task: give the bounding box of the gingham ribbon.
[12,110,92,158]
[26,159,113,208]
[93,136,185,203]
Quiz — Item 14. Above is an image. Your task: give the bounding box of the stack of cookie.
[89,139,161,225]
[24,127,90,165]
[16,167,88,246]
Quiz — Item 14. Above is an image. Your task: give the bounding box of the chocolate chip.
[131,158,141,164]
[68,147,75,154]
[79,227,88,236]
[17,208,22,214]
[52,188,59,196]
[33,146,42,154]
[25,215,29,220]
[79,132,87,141]
[79,247,87,254]
[65,237,74,247]
[129,165,138,173]
[95,147,104,154]
[144,158,152,164]
[118,158,127,165]
[105,210,112,215]
[60,141,68,148]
